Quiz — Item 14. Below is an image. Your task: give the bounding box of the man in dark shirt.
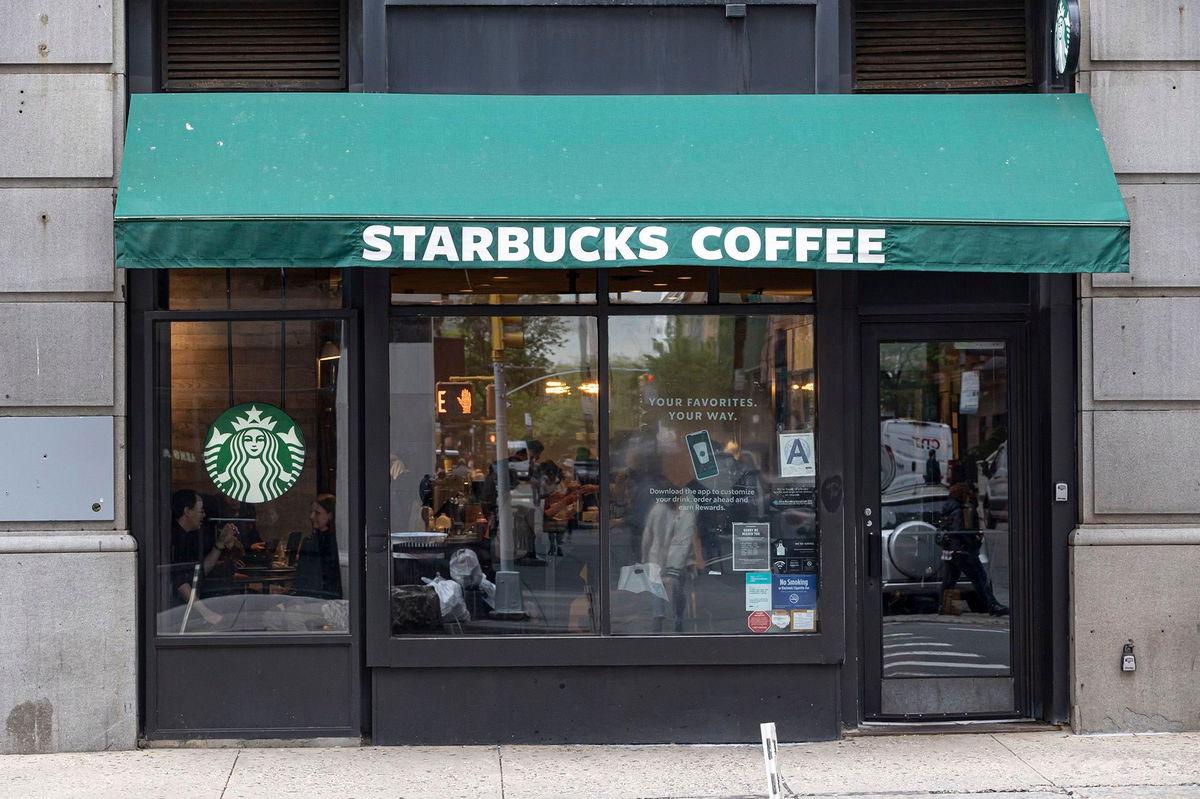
[169,489,238,625]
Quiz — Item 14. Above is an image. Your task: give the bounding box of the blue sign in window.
[772,574,817,609]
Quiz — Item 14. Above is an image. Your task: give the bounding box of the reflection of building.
[2,0,1196,755]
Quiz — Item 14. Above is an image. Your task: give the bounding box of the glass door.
[861,323,1022,719]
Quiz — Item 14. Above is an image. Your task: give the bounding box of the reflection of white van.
[880,419,952,494]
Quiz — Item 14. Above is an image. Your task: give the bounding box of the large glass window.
[156,320,348,635]
[608,315,818,634]
[383,267,818,637]
[388,315,600,634]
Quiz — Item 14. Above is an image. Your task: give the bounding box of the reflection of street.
[882,617,1010,677]
[476,521,814,634]
[460,525,602,634]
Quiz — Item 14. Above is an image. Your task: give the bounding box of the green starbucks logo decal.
[204,403,305,503]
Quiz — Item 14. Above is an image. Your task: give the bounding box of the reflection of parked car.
[880,485,989,611]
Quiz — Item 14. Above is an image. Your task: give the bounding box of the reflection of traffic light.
[500,317,524,349]
[637,373,658,402]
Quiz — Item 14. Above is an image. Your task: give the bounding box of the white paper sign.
[778,432,816,478]
[960,370,980,415]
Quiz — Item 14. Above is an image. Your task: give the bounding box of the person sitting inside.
[288,493,343,600]
[169,489,240,626]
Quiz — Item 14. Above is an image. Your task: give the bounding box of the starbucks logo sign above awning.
[204,403,305,503]
[1054,0,1080,78]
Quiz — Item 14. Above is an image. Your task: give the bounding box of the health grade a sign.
[362,223,889,268]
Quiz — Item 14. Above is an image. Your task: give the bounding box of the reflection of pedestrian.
[641,488,700,633]
[924,449,942,485]
[613,438,666,561]
[937,482,1007,616]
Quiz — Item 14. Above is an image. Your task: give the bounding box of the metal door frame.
[858,319,1032,721]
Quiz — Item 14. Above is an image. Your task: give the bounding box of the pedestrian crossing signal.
[436,382,475,420]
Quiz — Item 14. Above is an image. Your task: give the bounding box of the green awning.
[115,93,1128,272]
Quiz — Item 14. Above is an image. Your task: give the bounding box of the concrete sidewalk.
[2,731,1199,799]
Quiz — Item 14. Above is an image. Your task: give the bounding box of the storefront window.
[156,320,348,634]
[719,267,814,304]
[388,315,600,634]
[168,268,343,310]
[608,266,708,303]
[608,315,818,634]
[390,268,596,305]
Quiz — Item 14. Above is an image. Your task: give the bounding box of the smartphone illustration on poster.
[686,430,719,480]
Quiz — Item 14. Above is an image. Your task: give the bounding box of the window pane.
[608,315,818,634]
[167,269,343,310]
[390,268,596,305]
[389,315,600,635]
[157,320,348,634]
[877,340,1010,677]
[719,268,814,304]
[608,266,708,304]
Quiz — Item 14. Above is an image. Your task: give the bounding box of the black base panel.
[372,664,839,744]
[153,644,356,735]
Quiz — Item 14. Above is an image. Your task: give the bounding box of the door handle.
[864,508,881,578]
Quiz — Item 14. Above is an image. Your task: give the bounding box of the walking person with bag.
[936,480,1008,617]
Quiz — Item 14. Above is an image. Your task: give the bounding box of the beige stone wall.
[0,1,134,753]
[1074,0,1200,733]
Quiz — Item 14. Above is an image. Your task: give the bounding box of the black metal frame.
[833,271,1075,728]
[130,269,368,740]
[130,267,1073,740]
[366,268,846,670]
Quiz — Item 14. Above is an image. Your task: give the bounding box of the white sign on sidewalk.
[760,721,783,799]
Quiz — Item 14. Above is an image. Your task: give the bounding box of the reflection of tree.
[645,318,734,399]
[458,315,592,463]
[532,391,595,463]
[879,343,956,421]
[461,315,568,380]
[608,355,646,434]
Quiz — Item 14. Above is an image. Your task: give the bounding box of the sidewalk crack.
[990,733,1057,789]
[497,745,506,799]
[219,749,241,799]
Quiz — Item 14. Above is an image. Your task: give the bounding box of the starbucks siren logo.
[204,403,305,503]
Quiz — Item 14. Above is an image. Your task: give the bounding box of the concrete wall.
[0,1,134,753]
[1074,0,1200,733]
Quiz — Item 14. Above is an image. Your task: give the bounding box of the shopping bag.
[617,562,668,600]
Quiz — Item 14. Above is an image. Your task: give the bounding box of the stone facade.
[0,1,135,753]
[1075,0,1200,733]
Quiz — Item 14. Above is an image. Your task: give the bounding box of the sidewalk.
[2,730,1199,799]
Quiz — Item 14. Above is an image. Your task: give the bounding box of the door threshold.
[141,736,365,749]
[848,719,1062,736]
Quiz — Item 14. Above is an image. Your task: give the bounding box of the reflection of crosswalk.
[883,628,1008,677]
